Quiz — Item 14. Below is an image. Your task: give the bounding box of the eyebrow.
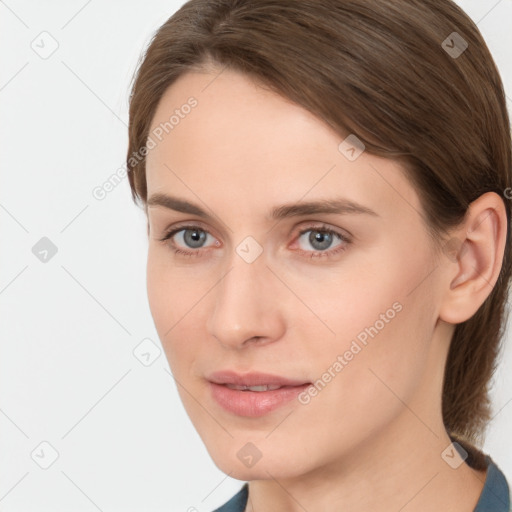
[146,193,379,220]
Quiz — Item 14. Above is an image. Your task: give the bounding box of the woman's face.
[145,68,448,480]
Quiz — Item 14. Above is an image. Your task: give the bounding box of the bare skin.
[144,67,507,512]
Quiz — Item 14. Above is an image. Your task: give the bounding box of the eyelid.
[294,221,352,242]
[157,220,219,241]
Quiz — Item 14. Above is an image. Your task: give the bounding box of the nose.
[207,249,286,350]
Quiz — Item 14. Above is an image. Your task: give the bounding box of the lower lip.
[209,382,311,417]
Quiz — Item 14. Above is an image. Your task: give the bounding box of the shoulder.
[449,434,510,511]
[212,483,249,512]
[473,455,511,512]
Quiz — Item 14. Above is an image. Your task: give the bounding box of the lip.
[207,370,312,417]
[207,370,310,387]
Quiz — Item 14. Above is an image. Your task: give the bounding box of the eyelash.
[157,223,351,260]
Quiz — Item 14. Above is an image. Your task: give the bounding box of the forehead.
[145,69,423,226]
[147,68,343,172]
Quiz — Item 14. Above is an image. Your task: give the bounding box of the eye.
[294,225,349,258]
[158,225,218,256]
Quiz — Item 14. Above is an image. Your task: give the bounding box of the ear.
[438,192,508,324]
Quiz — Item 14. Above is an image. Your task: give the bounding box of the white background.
[1,1,511,510]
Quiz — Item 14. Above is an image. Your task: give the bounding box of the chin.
[205,438,313,481]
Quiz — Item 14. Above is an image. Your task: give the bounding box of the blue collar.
[474,455,511,511]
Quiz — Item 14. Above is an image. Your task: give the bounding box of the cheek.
[312,274,436,437]
[146,251,172,332]
[146,248,202,329]
[146,251,194,366]
[293,299,436,462]
[302,238,437,392]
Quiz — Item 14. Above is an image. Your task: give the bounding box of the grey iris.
[184,229,207,248]
[310,231,332,250]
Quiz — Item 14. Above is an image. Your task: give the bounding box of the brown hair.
[126,0,511,451]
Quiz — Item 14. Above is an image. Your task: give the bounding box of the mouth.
[207,369,311,387]
[224,383,291,391]
[206,370,312,417]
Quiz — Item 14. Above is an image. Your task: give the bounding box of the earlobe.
[439,192,507,325]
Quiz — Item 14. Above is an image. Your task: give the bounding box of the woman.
[126,1,511,510]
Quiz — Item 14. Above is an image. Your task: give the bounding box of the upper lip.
[207,370,310,387]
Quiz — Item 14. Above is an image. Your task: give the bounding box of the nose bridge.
[207,247,283,348]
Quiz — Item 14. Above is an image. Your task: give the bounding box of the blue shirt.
[213,455,511,512]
